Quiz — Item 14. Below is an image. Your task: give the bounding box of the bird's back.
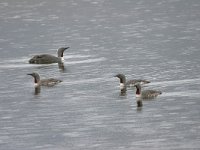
[29,54,60,64]
[126,79,150,86]
[141,90,162,99]
[40,78,62,86]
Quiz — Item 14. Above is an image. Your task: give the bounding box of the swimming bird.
[114,73,150,89]
[27,72,62,87]
[134,84,162,99]
[29,47,70,64]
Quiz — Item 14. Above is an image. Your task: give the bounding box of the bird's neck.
[120,77,126,84]
[34,77,40,87]
[57,50,64,57]
[136,87,141,97]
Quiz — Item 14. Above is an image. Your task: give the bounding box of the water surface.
[0,0,200,149]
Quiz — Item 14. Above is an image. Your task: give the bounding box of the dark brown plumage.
[29,47,69,64]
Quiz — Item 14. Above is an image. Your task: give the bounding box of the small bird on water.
[27,72,62,87]
[114,73,150,89]
[134,84,162,99]
[29,47,70,64]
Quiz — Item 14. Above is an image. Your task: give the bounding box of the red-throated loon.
[134,84,162,99]
[114,73,150,89]
[27,72,62,87]
[29,47,70,64]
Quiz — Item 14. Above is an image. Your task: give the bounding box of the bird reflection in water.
[58,62,65,72]
[34,86,41,95]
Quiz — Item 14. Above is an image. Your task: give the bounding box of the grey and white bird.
[29,47,70,64]
[27,72,62,87]
[114,73,150,89]
[134,84,162,99]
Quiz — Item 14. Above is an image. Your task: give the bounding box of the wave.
[162,90,200,98]
[150,78,200,87]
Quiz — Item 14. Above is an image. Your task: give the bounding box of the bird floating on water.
[114,73,150,89]
[29,47,70,64]
[27,72,62,87]
[134,84,162,99]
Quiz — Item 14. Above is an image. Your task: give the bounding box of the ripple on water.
[0,54,106,69]
[65,57,106,65]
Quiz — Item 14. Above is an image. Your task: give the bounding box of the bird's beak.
[64,47,70,50]
[27,73,33,76]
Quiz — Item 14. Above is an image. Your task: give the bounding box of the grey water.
[0,0,200,149]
